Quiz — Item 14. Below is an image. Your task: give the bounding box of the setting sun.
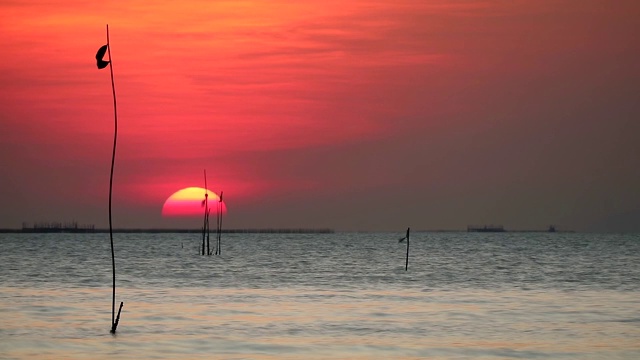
[162,187,227,217]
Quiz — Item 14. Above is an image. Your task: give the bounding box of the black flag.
[96,44,110,69]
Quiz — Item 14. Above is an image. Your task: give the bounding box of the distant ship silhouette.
[467,225,505,232]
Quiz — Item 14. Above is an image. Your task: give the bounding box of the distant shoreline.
[0,228,335,234]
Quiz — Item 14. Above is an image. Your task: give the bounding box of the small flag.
[96,44,110,69]
[201,199,206,207]
[219,191,223,202]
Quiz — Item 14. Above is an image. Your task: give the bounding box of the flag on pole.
[96,44,110,69]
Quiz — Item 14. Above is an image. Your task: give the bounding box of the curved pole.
[106,24,123,334]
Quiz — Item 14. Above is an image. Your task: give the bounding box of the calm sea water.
[0,232,639,359]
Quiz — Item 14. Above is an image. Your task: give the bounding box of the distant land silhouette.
[1,223,334,234]
[0,221,578,234]
[0,225,577,233]
[466,225,562,233]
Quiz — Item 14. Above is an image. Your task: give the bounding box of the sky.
[1,0,638,232]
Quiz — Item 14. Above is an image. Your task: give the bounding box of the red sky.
[1,0,639,231]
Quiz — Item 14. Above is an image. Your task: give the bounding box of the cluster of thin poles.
[202,170,223,256]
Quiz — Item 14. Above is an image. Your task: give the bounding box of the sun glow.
[162,187,227,217]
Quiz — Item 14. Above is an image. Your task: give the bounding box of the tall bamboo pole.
[106,24,123,334]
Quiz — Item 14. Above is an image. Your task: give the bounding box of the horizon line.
[0,228,583,234]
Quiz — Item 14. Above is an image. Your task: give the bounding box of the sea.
[0,232,639,359]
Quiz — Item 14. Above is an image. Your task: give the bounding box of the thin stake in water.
[202,170,210,256]
[398,227,410,271]
[216,191,223,255]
